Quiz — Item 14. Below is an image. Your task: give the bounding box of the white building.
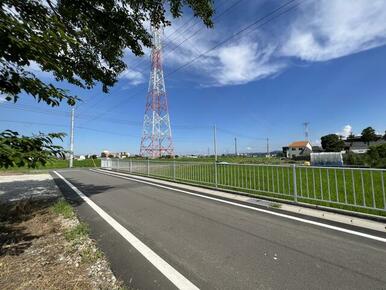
[286,141,312,158]
[101,150,130,158]
[75,155,86,160]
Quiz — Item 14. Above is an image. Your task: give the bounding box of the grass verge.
[64,222,90,243]
[0,159,101,174]
[51,200,74,219]
[0,198,122,289]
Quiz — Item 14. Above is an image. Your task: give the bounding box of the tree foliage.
[320,134,345,152]
[0,130,66,168]
[361,127,378,145]
[367,144,386,168]
[0,0,214,168]
[0,0,214,106]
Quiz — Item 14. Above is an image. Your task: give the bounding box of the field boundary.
[101,159,386,217]
[97,168,386,224]
[91,168,386,238]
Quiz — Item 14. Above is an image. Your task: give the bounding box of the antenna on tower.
[303,122,310,141]
[140,26,174,158]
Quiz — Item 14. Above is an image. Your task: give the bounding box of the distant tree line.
[320,127,386,168]
[320,127,385,152]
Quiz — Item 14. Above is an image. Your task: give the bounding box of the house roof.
[288,141,310,148]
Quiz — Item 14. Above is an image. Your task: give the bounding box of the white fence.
[101,159,386,215]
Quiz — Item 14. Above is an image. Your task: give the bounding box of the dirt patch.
[0,199,123,290]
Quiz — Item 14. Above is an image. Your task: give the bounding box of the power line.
[0,110,210,131]
[128,0,229,69]
[0,103,147,126]
[69,107,75,168]
[128,15,198,69]
[162,0,246,62]
[164,0,228,46]
[266,137,270,157]
[0,119,138,137]
[217,127,267,141]
[80,0,244,122]
[1,103,71,115]
[82,0,302,123]
[166,0,301,76]
[0,118,208,145]
[303,121,310,141]
[10,1,300,130]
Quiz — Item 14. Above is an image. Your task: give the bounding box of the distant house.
[101,150,130,158]
[75,155,86,160]
[285,141,312,159]
[184,155,198,158]
[345,135,386,153]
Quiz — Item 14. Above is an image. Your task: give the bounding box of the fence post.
[117,159,120,171]
[173,160,176,181]
[147,159,150,176]
[130,159,132,173]
[214,161,218,188]
[292,164,298,202]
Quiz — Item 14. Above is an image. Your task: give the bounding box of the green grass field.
[0,158,100,174]
[118,160,386,217]
[131,155,295,164]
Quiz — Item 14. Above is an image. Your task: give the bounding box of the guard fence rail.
[101,159,386,216]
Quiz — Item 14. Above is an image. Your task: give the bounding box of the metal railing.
[101,159,386,215]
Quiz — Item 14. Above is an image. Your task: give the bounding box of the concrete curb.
[93,169,386,234]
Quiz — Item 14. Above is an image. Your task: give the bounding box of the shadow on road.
[51,174,115,208]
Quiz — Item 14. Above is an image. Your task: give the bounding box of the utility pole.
[213,125,218,187]
[234,137,238,156]
[69,107,75,168]
[303,122,310,141]
[213,125,217,161]
[266,137,270,158]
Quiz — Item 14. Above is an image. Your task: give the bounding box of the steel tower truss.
[140,26,174,158]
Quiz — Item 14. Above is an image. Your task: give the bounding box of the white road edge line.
[91,169,386,243]
[53,171,199,290]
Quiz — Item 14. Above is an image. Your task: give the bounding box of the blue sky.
[1,0,386,155]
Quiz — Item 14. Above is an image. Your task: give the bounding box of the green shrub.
[65,222,90,242]
[52,200,74,218]
[367,144,386,168]
[81,247,104,264]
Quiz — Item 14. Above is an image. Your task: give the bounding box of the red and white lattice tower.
[140,26,174,158]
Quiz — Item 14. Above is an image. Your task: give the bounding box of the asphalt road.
[53,169,386,290]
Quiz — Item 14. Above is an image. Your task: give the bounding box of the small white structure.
[76,155,86,160]
[311,152,344,167]
[287,141,312,158]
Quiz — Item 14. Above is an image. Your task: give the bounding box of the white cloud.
[210,41,283,86]
[26,61,54,79]
[336,124,352,137]
[7,2,386,91]
[161,0,386,87]
[120,68,145,86]
[0,94,7,103]
[164,29,284,86]
[281,0,386,61]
